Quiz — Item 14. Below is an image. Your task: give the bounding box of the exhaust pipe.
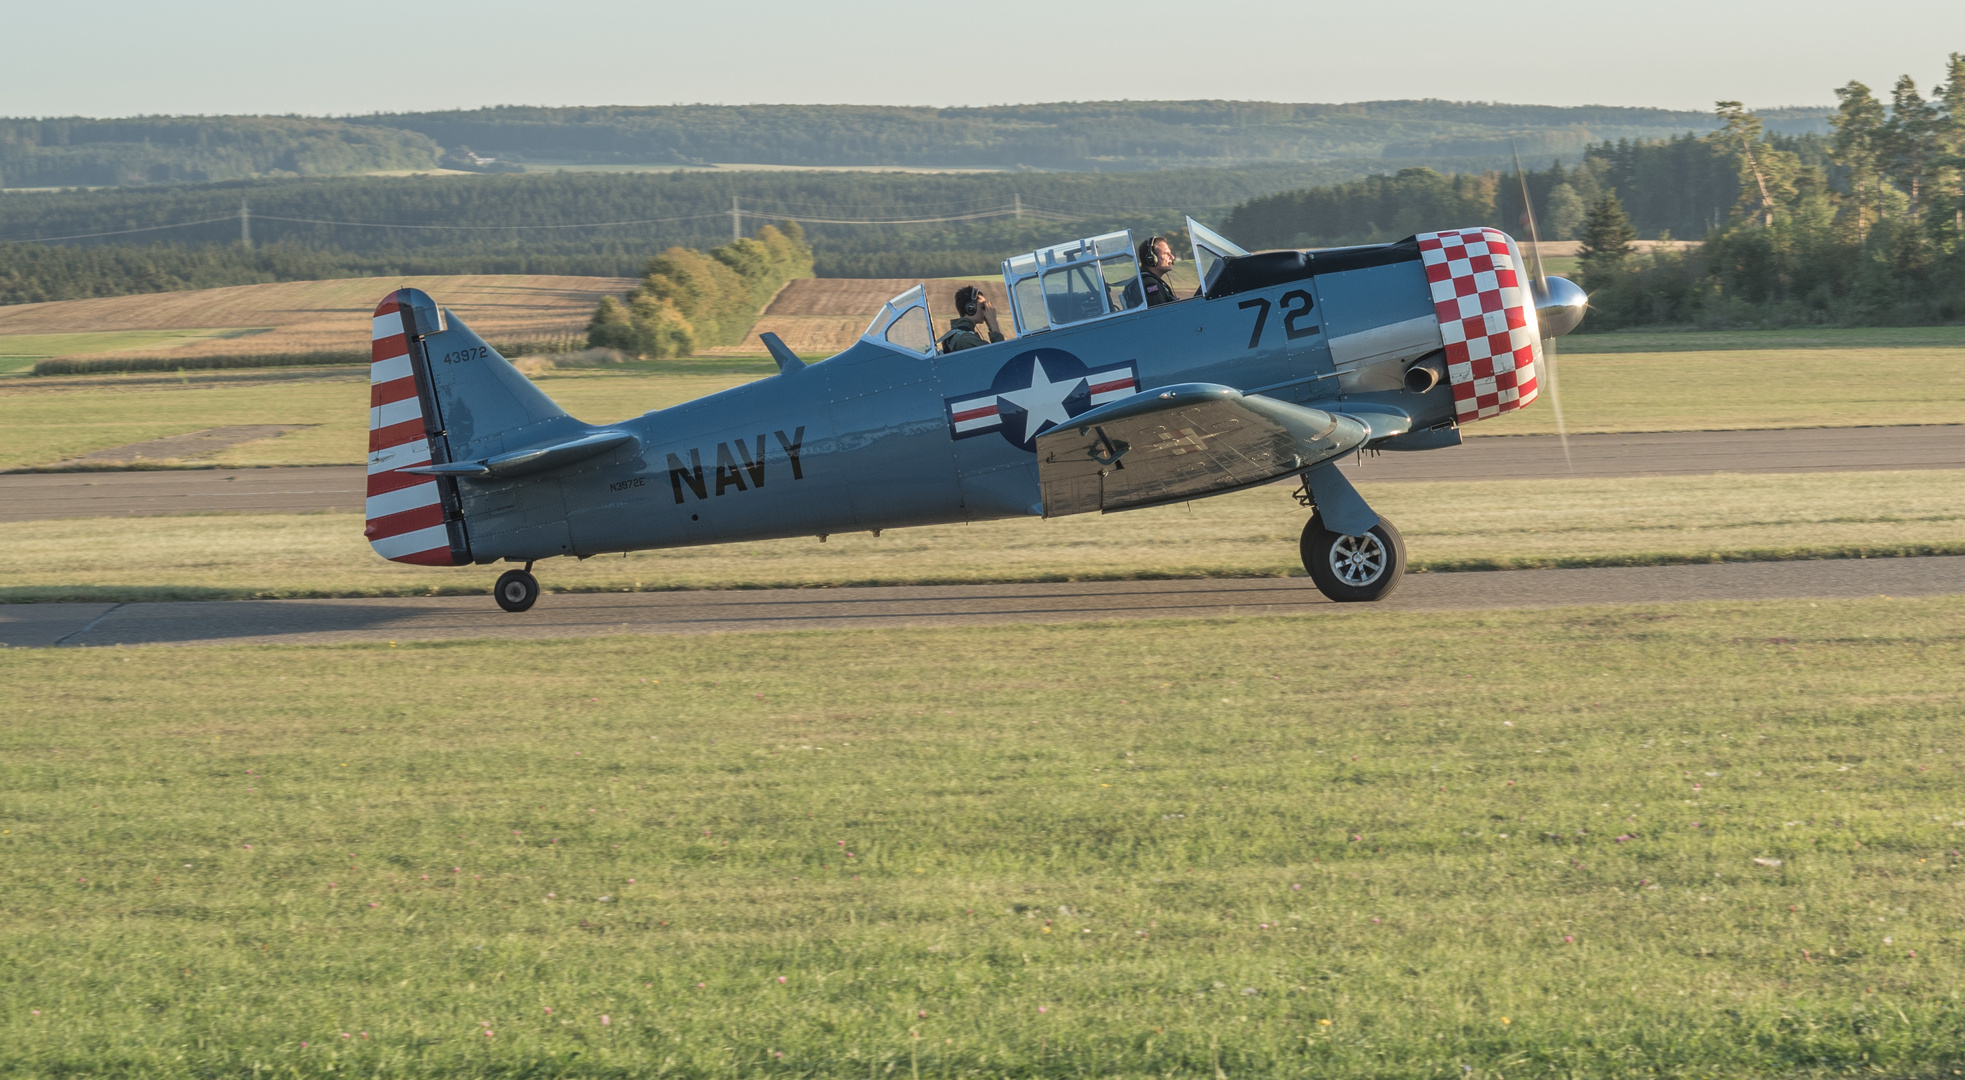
[1404,353,1447,394]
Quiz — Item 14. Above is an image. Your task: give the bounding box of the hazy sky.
[6,0,1962,117]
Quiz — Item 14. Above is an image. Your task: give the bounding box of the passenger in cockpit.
[938,285,1007,353]
[1138,236,1189,307]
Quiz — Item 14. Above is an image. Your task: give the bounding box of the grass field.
[3,336,1961,470]
[1562,325,1965,354]
[0,329,270,374]
[4,469,1958,603]
[3,597,1962,1078]
[1467,341,1965,436]
[0,369,760,471]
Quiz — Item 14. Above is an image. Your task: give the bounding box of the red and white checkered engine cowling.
[363,291,458,565]
[1416,228,1542,424]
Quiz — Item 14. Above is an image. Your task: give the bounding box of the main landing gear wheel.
[494,569,540,613]
[1301,513,1406,603]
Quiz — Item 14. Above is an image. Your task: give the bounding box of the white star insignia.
[998,357,1084,444]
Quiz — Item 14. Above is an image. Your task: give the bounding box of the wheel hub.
[1328,532,1387,587]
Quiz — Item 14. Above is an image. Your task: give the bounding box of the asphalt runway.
[4,425,1958,523]
[0,467,366,523]
[5,556,1958,649]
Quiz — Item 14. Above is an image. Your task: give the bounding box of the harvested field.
[0,274,633,362]
[702,277,991,357]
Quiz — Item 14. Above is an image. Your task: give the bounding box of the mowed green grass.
[1562,325,1965,354]
[0,370,763,471]
[4,469,1960,603]
[1,329,1960,469]
[1468,341,1965,436]
[3,598,1963,1078]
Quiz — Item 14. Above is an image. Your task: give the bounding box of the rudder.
[364,289,471,565]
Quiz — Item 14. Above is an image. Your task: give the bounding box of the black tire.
[493,569,540,613]
[1301,513,1406,603]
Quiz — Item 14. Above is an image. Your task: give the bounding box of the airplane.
[363,217,1587,611]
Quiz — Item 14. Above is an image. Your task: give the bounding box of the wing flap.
[1033,383,1371,516]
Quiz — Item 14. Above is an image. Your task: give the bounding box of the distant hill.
[0,101,1836,189]
[0,117,441,188]
[353,101,1834,171]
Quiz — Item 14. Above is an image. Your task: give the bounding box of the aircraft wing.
[1033,383,1372,516]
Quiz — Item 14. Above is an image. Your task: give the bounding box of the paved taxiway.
[5,556,1958,649]
[4,425,1959,523]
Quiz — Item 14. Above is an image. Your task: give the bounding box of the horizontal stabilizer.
[759,332,805,374]
[404,430,638,480]
[1032,383,1371,517]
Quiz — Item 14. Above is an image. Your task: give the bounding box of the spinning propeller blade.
[1512,141,1571,472]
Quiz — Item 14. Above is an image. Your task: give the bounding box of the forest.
[349,101,1824,171]
[0,101,1830,188]
[0,165,1351,303]
[1222,134,1830,247]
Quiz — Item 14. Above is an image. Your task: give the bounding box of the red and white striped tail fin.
[364,291,460,566]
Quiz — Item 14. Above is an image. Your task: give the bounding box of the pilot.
[1138,235,1189,307]
[938,285,1007,353]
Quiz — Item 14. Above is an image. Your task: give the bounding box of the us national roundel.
[943,348,1139,453]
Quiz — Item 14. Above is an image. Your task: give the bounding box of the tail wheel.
[1301,513,1406,603]
[494,569,540,613]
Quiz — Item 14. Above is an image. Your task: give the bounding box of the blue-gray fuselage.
[447,250,1454,565]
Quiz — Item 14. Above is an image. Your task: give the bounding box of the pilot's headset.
[1138,236,1169,271]
[955,285,981,319]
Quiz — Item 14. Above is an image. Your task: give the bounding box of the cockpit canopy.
[855,217,1259,358]
[859,283,936,357]
[1000,230,1145,337]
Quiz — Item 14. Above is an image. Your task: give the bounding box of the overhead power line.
[8,216,240,242]
[736,203,1063,225]
[1,194,1237,244]
[252,212,732,231]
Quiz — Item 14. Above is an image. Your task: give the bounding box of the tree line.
[1575,54,1965,327]
[1225,52,1965,327]
[1223,134,1834,249]
[587,223,813,359]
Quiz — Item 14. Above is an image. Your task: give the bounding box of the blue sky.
[5,0,1962,116]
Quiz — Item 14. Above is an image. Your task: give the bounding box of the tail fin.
[364,287,580,566]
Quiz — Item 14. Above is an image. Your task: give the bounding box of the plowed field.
[0,274,633,360]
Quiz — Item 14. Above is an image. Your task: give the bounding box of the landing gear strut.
[1301,512,1406,603]
[494,563,540,613]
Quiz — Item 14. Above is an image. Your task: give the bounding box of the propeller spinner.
[1534,274,1588,338]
